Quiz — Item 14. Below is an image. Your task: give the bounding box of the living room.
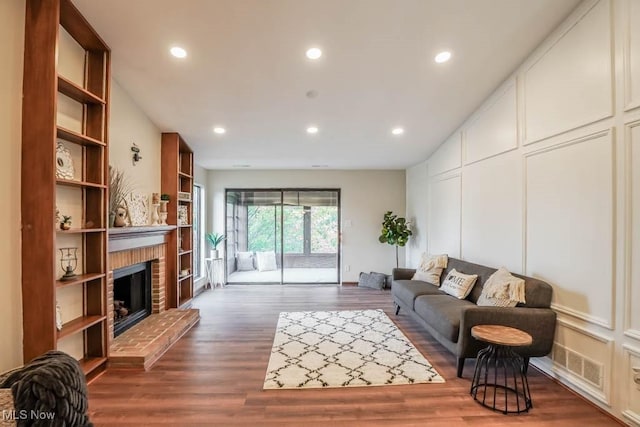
[1,0,638,425]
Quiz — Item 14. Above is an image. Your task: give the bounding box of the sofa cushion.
[392,280,443,308]
[414,295,475,342]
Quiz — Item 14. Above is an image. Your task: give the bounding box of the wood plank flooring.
[88,285,621,426]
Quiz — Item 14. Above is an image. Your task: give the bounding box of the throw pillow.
[236,252,254,271]
[358,272,386,290]
[440,268,478,299]
[256,251,278,272]
[412,253,448,285]
[477,267,526,307]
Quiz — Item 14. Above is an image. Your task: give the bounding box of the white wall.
[193,164,208,292]
[207,170,406,282]
[0,0,25,372]
[405,161,428,267]
[109,80,162,199]
[409,0,640,422]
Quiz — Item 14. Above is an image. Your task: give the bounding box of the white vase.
[151,203,160,225]
[210,249,219,259]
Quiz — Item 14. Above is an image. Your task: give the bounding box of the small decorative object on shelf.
[55,141,75,180]
[159,194,169,225]
[114,206,128,227]
[109,166,132,227]
[58,247,78,281]
[206,232,226,259]
[55,207,60,228]
[178,191,191,202]
[178,205,188,226]
[128,192,148,226]
[180,268,190,277]
[55,301,62,331]
[60,215,72,230]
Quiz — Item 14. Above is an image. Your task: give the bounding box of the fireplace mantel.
[108,226,176,252]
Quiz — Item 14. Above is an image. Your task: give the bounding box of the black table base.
[470,344,533,414]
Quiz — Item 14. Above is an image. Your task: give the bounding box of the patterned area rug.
[263,309,445,389]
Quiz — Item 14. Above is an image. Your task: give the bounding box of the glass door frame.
[224,188,341,285]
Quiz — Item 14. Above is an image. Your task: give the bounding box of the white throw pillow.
[236,251,255,271]
[412,253,448,285]
[477,267,525,307]
[440,268,478,299]
[256,251,277,272]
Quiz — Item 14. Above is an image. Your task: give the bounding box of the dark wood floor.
[88,285,620,426]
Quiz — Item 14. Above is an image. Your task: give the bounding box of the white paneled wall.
[428,174,461,258]
[405,0,640,422]
[523,0,613,144]
[405,161,428,267]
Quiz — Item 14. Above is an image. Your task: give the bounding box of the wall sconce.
[131,143,142,165]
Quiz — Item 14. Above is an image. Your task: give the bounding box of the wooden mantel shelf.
[108,226,177,253]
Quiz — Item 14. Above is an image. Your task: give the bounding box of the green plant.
[160,193,170,201]
[206,232,226,250]
[378,211,412,268]
[61,215,72,224]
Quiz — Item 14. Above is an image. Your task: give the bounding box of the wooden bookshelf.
[161,133,194,308]
[21,0,109,377]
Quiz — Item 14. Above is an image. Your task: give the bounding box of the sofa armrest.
[457,306,556,358]
[392,268,416,281]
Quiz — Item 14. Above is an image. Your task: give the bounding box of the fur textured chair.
[0,351,92,427]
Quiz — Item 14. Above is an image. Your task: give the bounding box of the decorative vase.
[159,211,168,226]
[159,200,168,213]
[109,212,116,228]
[60,222,71,230]
[210,249,219,259]
[151,203,160,225]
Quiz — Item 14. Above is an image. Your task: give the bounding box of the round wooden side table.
[470,324,533,414]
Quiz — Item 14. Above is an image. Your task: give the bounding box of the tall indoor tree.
[378,211,412,268]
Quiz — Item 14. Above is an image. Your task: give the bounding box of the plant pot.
[210,249,219,259]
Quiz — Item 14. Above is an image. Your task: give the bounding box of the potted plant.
[60,215,72,230]
[378,211,412,268]
[206,232,226,259]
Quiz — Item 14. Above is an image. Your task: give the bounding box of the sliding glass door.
[225,189,340,284]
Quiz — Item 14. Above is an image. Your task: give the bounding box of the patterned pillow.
[358,272,386,290]
[440,268,478,299]
[412,253,448,285]
[236,251,254,271]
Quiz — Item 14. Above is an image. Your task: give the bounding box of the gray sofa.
[392,257,556,377]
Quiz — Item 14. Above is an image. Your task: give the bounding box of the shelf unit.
[161,133,194,308]
[21,0,110,380]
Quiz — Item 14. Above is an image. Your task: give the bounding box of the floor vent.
[552,343,603,388]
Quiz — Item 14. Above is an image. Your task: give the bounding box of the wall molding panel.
[524,130,616,329]
[523,0,614,145]
[626,120,640,339]
[428,174,461,258]
[464,81,518,165]
[428,133,462,177]
[624,0,640,111]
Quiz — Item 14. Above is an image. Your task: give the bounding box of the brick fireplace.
[107,226,199,370]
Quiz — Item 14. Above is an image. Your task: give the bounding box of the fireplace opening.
[113,261,152,337]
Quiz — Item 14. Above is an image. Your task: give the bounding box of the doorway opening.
[225,189,340,284]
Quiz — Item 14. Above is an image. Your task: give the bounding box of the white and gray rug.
[263,309,445,389]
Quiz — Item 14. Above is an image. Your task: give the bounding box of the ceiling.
[74,0,581,170]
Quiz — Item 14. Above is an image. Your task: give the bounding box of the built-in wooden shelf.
[56,178,107,189]
[79,356,107,375]
[57,126,105,147]
[56,272,105,289]
[179,250,192,255]
[178,171,192,179]
[58,315,105,339]
[178,274,193,282]
[179,224,192,228]
[178,200,192,204]
[57,228,106,234]
[57,75,105,105]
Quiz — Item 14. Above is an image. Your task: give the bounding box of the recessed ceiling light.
[170,46,187,58]
[434,51,452,63]
[391,127,404,136]
[306,47,322,60]
[306,126,319,134]
[213,127,226,135]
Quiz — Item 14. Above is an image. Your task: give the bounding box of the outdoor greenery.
[247,205,337,254]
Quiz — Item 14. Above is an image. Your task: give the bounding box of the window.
[193,184,204,278]
[311,206,338,253]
